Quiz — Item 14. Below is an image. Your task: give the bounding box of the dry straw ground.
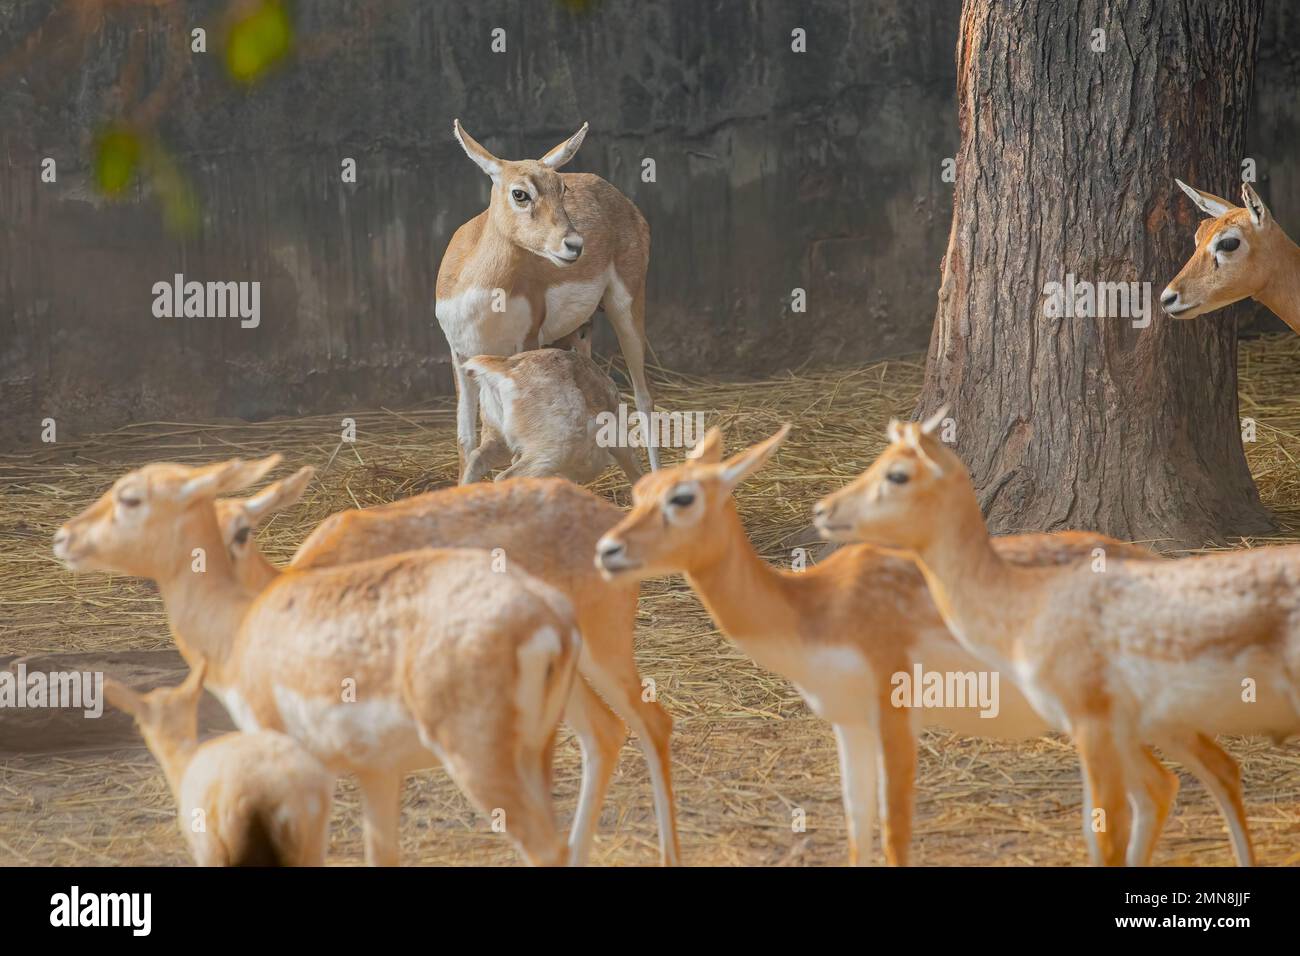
[2,337,1299,866]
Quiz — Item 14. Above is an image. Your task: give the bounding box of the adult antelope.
[104,662,335,867]
[591,425,1221,866]
[54,456,580,867]
[214,470,679,866]
[815,412,1300,866]
[436,120,657,480]
[1162,180,1300,331]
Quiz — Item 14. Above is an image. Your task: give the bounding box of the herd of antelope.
[50,122,1300,866]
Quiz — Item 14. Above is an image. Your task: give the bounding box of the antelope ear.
[720,424,791,489]
[1175,179,1234,219]
[886,419,904,443]
[920,405,949,436]
[1242,183,1270,228]
[453,119,502,181]
[241,466,315,525]
[688,427,724,464]
[539,122,588,169]
[103,678,142,717]
[178,455,282,504]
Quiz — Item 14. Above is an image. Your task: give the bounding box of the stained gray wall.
[1246,2,1300,340]
[0,0,958,448]
[1,0,1297,449]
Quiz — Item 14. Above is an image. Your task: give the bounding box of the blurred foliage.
[148,145,201,236]
[13,0,305,235]
[225,0,294,84]
[92,124,199,236]
[93,127,141,196]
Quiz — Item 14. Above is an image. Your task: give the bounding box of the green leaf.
[225,1,293,84]
[93,128,141,196]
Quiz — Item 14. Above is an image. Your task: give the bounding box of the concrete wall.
[1245,1,1300,336]
[0,0,958,447]
[1,0,1297,448]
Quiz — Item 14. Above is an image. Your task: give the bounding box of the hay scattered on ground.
[1,341,1298,866]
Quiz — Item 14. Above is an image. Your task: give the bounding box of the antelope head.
[453,119,589,267]
[52,456,282,579]
[1161,180,1286,321]
[103,661,208,756]
[813,407,966,554]
[596,425,791,580]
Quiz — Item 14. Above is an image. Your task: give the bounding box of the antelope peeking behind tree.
[436,120,658,481]
[1162,180,1300,331]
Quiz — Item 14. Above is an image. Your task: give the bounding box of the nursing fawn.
[594,425,1168,865]
[55,456,580,866]
[815,412,1300,865]
[104,661,334,866]
[461,348,644,485]
[218,472,679,866]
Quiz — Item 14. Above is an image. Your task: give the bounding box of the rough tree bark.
[918,0,1273,549]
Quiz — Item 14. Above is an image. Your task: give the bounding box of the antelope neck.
[153,509,257,686]
[1255,235,1300,332]
[683,502,807,648]
[908,501,1037,663]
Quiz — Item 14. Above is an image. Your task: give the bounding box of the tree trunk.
[919,0,1273,550]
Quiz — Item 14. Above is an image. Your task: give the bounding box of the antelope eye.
[668,491,696,508]
[1216,237,1240,253]
[886,471,910,485]
[232,526,251,546]
[511,189,529,204]
[118,495,141,508]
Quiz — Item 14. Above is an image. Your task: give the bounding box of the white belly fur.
[209,683,261,733]
[745,642,877,724]
[913,628,1051,738]
[1115,650,1300,739]
[271,685,432,773]
[436,268,611,359]
[539,270,609,343]
[436,288,534,357]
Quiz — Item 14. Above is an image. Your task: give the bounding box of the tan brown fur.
[220,476,679,865]
[1164,180,1300,330]
[462,349,643,485]
[104,662,334,867]
[594,425,1173,865]
[436,121,658,477]
[216,465,315,592]
[54,457,580,867]
[816,417,1300,865]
